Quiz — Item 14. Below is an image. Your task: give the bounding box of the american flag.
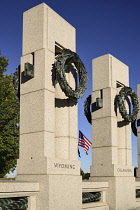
[78,130,92,155]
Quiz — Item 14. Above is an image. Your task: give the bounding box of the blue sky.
[1,0,140,174]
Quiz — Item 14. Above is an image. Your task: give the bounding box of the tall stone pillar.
[16,3,81,210]
[136,84,140,179]
[90,54,135,210]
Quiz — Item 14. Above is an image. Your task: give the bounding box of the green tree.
[80,168,90,180]
[80,168,85,180]
[0,54,19,178]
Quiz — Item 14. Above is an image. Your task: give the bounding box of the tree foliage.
[0,54,19,178]
[80,168,90,180]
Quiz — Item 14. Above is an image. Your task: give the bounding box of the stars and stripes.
[78,130,92,155]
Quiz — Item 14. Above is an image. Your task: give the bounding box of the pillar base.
[90,164,134,177]
[90,176,136,210]
[16,174,82,210]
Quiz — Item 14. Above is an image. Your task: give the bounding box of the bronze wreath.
[117,86,139,122]
[55,49,87,99]
[84,95,91,124]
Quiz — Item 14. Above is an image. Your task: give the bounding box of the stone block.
[69,99,78,138]
[20,89,55,134]
[69,137,78,160]
[55,103,69,137]
[118,148,127,165]
[137,155,140,178]
[90,164,134,178]
[92,117,117,147]
[44,131,55,157]
[19,131,55,160]
[113,176,135,210]
[0,181,39,193]
[48,175,82,210]
[91,90,100,104]
[82,181,109,190]
[28,195,37,210]
[125,122,132,149]
[47,158,80,175]
[92,146,118,169]
[92,54,111,91]
[113,164,134,177]
[16,174,81,210]
[117,125,126,148]
[22,3,47,55]
[115,177,135,210]
[23,3,75,55]
[20,54,33,72]
[126,149,132,165]
[90,163,114,177]
[55,137,69,159]
[17,156,80,175]
[16,174,50,210]
[90,177,135,210]
[82,205,109,210]
[20,90,44,134]
[111,55,129,88]
[92,87,117,119]
[92,54,129,91]
[44,90,55,132]
[21,49,55,95]
[47,7,75,53]
[17,3,81,210]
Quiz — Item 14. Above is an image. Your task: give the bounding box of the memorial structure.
[89,54,139,209]
[16,3,82,210]
[0,2,140,210]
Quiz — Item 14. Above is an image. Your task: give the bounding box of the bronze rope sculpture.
[55,49,87,99]
[117,86,139,122]
[84,87,139,134]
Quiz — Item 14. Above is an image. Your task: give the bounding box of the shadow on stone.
[114,96,118,116]
[52,64,56,87]
[92,102,101,112]
[117,120,129,128]
[21,71,33,84]
[55,98,77,108]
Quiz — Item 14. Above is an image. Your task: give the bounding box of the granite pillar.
[90,54,135,210]
[16,3,81,210]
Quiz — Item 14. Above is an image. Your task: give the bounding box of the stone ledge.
[82,202,109,209]
[82,181,109,192]
[0,181,39,193]
[136,181,140,188]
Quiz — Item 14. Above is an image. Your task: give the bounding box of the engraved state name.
[54,163,75,169]
[117,168,132,172]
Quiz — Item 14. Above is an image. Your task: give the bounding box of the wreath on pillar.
[117,86,139,122]
[55,49,87,99]
[84,95,91,124]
